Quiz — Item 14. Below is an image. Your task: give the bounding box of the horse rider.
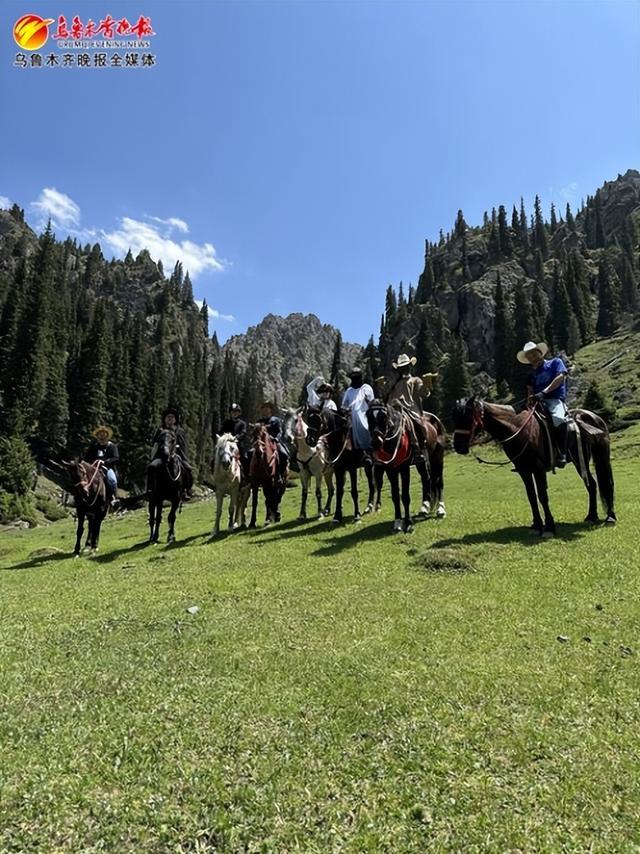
[306,376,338,412]
[220,402,247,441]
[341,367,374,453]
[149,406,194,493]
[520,340,569,467]
[84,425,119,505]
[219,402,251,466]
[381,353,437,459]
[257,401,289,479]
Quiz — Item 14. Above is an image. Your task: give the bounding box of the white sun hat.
[517,341,549,364]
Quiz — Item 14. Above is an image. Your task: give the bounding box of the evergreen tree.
[498,205,513,256]
[181,271,194,304]
[493,271,514,389]
[549,203,558,234]
[384,285,397,328]
[519,197,530,252]
[620,256,639,313]
[511,205,519,232]
[551,263,572,351]
[594,191,606,248]
[440,336,470,427]
[511,283,535,393]
[488,221,501,261]
[565,202,575,231]
[583,380,616,423]
[330,331,343,388]
[534,195,549,259]
[596,255,622,336]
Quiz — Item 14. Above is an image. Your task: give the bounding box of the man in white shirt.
[341,367,374,450]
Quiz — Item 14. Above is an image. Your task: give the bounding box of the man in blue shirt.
[518,340,569,467]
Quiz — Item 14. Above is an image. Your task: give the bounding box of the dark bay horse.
[367,403,447,532]
[67,459,109,556]
[305,407,377,524]
[248,424,287,528]
[452,397,617,537]
[146,428,187,543]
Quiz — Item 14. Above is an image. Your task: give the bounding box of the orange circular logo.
[13,14,54,50]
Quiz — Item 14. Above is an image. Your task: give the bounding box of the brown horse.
[66,459,110,556]
[367,403,447,532]
[452,397,617,537]
[248,424,287,528]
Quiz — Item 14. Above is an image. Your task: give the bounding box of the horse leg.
[154,501,163,543]
[533,470,556,537]
[333,468,345,524]
[350,465,362,523]
[213,487,223,536]
[167,498,178,543]
[432,446,446,518]
[592,438,617,525]
[73,508,85,556]
[519,470,543,533]
[388,468,403,533]
[248,483,259,528]
[582,459,600,525]
[401,464,412,532]
[363,461,375,514]
[299,468,308,520]
[415,458,431,517]
[323,470,335,516]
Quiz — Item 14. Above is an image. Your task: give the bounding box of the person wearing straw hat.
[306,376,337,412]
[385,353,435,457]
[519,340,569,467]
[84,425,119,504]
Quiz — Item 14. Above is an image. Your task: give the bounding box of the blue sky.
[1,0,638,344]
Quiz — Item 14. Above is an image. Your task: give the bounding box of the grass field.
[1,442,639,852]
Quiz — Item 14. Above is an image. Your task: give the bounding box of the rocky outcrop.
[222,313,363,404]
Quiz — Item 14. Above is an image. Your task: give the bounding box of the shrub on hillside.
[0,436,35,495]
[582,381,617,424]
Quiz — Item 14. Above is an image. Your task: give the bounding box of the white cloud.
[26,187,226,281]
[31,187,81,229]
[195,298,234,323]
[559,181,579,202]
[100,217,224,279]
[147,215,189,234]
[0,195,11,209]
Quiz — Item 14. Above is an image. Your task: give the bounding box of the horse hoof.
[354,517,362,525]
[332,518,342,525]
[605,516,617,526]
[436,504,446,519]
[297,515,307,522]
[541,530,555,539]
[419,502,431,517]
[363,504,373,515]
[73,553,80,559]
[584,515,600,525]
[393,520,403,533]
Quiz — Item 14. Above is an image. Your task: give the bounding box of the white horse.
[284,409,335,520]
[211,434,249,536]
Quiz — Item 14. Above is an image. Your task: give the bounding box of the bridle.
[452,399,485,446]
[72,460,104,506]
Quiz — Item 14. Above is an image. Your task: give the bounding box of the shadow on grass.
[430,521,592,549]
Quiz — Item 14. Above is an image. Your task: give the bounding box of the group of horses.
[64,395,617,556]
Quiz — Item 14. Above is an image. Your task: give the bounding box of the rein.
[454,402,540,467]
[73,460,104,506]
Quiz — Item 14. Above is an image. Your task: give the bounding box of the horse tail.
[592,433,615,516]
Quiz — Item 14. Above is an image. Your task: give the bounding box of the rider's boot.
[555,421,569,468]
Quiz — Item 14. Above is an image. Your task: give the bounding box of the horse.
[146,428,187,544]
[305,407,378,524]
[367,403,447,532]
[452,397,617,537]
[66,459,110,556]
[248,424,287,528]
[211,433,250,536]
[283,408,335,519]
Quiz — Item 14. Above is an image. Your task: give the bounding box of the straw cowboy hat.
[91,425,113,440]
[517,341,549,364]
[392,353,417,370]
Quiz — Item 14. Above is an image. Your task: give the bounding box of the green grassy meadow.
[1,443,639,852]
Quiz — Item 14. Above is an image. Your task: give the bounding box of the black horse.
[306,407,378,524]
[367,403,447,532]
[146,428,188,543]
[452,397,617,537]
[67,459,110,556]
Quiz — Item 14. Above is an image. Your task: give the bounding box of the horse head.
[366,400,391,450]
[215,433,238,471]
[157,428,177,460]
[451,396,483,454]
[305,408,323,447]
